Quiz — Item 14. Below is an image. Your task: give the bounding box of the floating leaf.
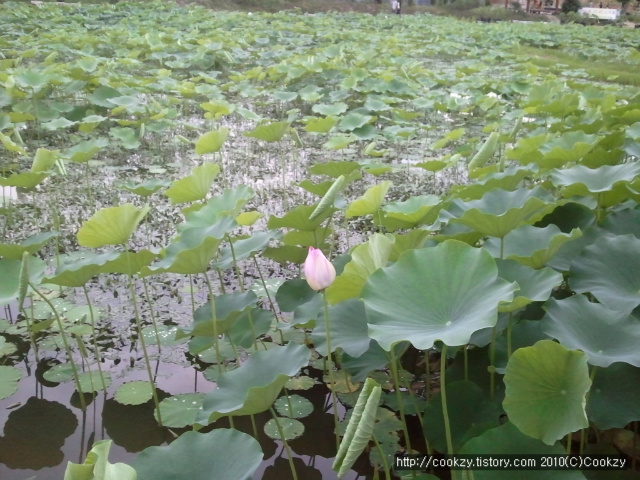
[119,179,171,197]
[114,381,154,406]
[77,371,111,393]
[263,418,305,440]
[77,204,150,248]
[155,393,205,428]
[0,366,21,400]
[274,394,313,419]
[503,340,591,445]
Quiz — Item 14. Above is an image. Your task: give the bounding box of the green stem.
[226,234,245,292]
[269,407,298,480]
[204,273,223,373]
[253,256,280,322]
[389,348,412,453]
[83,286,107,391]
[440,346,455,462]
[322,290,341,453]
[489,324,498,400]
[463,346,468,382]
[127,274,162,426]
[373,435,392,480]
[142,278,162,354]
[507,312,513,359]
[30,283,86,411]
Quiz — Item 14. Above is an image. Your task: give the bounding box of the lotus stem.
[226,234,245,291]
[373,435,392,480]
[389,348,412,453]
[203,273,223,373]
[83,285,107,391]
[189,274,196,315]
[440,345,455,476]
[30,283,86,411]
[463,346,468,381]
[507,312,514,359]
[269,407,298,480]
[253,256,280,323]
[141,278,162,354]
[489,324,498,400]
[321,289,341,453]
[127,274,162,426]
[19,295,39,364]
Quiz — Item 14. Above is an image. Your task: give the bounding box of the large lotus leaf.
[446,187,555,238]
[459,422,586,480]
[304,115,339,133]
[0,231,58,260]
[267,203,335,232]
[63,138,108,163]
[145,216,236,275]
[0,131,26,155]
[551,163,640,198]
[197,343,310,424]
[31,148,58,173]
[109,127,139,149]
[63,439,136,480]
[423,380,501,453]
[494,320,551,373]
[338,112,374,132]
[345,181,392,218]
[342,341,407,383]
[214,230,281,270]
[363,240,516,351]
[164,163,220,205]
[601,206,640,239]
[570,234,640,314]
[184,291,257,337]
[99,250,156,276]
[311,298,370,357]
[389,229,430,262]
[263,245,307,265]
[586,363,640,430]
[484,225,582,269]
[0,257,46,306]
[132,429,262,480]
[119,179,171,197]
[495,259,563,312]
[195,127,229,155]
[503,340,591,445]
[77,204,150,248]
[326,233,394,305]
[180,186,254,231]
[453,165,535,201]
[227,307,274,349]
[0,172,48,189]
[542,296,640,367]
[275,278,316,312]
[378,195,441,231]
[308,160,360,178]
[244,121,289,143]
[537,131,601,169]
[44,251,119,287]
[313,102,348,116]
[0,365,21,400]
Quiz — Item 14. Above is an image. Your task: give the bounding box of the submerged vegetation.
[1,1,640,479]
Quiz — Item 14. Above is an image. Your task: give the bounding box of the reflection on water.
[0,398,77,470]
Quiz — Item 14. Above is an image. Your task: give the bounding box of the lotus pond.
[1,1,640,479]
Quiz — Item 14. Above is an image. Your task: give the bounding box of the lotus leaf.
[363,240,516,350]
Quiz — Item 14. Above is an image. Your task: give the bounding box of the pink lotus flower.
[304,247,336,291]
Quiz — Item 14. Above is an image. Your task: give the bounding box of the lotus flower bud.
[304,247,336,291]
